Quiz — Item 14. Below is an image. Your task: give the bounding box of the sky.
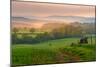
[12,1,95,18]
[12,0,96,5]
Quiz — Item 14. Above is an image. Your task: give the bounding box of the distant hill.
[12,16,68,29]
[12,16,95,34]
[41,23,67,32]
[12,16,36,22]
[45,16,95,23]
[12,16,95,23]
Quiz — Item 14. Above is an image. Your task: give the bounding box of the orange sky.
[12,1,95,17]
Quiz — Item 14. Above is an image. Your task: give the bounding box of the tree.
[30,28,35,33]
[50,28,62,39]
[13,27,19,34]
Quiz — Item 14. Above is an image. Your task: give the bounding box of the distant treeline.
[12,23,95,44]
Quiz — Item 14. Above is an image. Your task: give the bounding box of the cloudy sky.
[12,1,95,18]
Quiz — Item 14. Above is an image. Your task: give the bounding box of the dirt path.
[56,48,80,63]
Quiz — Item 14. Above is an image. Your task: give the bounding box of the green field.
[12,37,96,66]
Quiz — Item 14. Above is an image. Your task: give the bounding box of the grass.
[13,38,79,49]
[12,37,96,66]
[62,44,96,61]
[12,48,57,65]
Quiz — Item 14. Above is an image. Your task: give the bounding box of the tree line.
[12,23,95,44]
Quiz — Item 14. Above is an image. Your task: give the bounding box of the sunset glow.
[12,1,95,17]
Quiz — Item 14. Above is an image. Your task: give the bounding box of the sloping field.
[12,37,96,66]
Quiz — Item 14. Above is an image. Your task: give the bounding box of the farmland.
[12,37,96,66]
[12,1,96,66]
[12,22,96,66]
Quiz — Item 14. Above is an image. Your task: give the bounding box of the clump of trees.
[12,23,95,44]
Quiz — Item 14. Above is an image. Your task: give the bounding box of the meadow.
[12,1,96,66]
[12,37,96,66]
[12,22,96,66]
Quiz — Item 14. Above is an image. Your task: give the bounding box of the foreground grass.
[12,37,96,66]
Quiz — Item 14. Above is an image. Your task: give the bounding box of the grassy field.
[12,37,96,66]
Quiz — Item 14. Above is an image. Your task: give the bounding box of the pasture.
[12,37,96,66]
